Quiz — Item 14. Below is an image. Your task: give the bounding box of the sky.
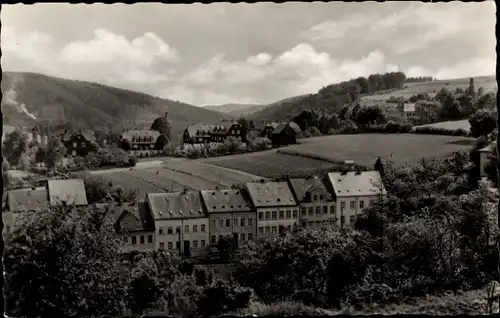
[1,2,497,106]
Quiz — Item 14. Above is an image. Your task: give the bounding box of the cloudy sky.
[2,2,496,106]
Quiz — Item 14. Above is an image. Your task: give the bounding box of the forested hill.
[1,72,233,144]
[249,72,408,122]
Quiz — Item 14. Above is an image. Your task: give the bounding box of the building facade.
[245,181,299,239]
[146,191,209,257]
[62,131,98,157]
[200,188,256,246]
[270,122,301,147]
[182,122,246,148]
[288,177,337,229]
[120,130,167,157]
[327,170,386,227]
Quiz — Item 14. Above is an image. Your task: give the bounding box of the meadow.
[413,119,471,132]
[205,134,477,178]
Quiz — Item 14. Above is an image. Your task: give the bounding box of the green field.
[413,119,471,132]
[362,75,497,102]
[206,134,477,178]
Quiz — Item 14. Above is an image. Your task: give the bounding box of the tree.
[43,138,67,170]
[4,205,126,317]
[477,92,497,110]
[127,257,162,316]
[467,77,476,102]
[151,116,172,141]
[353,105,387,126]
[415,101,439,124]
[469,110,496,138]
[3,130,29,167]
[34,146,46,164]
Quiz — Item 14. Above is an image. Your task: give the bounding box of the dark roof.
[327,170,387,197]
[62,131,96,142]
[185,122,242,138]
[200,189,253,213]
[289,177,333,203]
[47,179,88,206]
[96,201,155,232]
[271,122,302,135]
[254,122,279,131]
[6,187,49,212]
[245,181,297,208]
[146,191,207,220]
[121,130,161,141]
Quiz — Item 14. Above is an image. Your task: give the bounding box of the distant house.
[200,188,256,246]
[253,121,279,139]
[400,102,416,119]
[288,177,337,229]
[146,191,209,257]
[120,130,167,157]
[479,142,495,177]
[99,201,156,253]
[245,181,299,238]
[327,170,386,227]
[61,130,98,157]
[182,121,245,149]
[270,122,302,147]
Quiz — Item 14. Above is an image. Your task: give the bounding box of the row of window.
[301,205,335,217]
[210,233,254,244]
[123,235,153,245]
[339,200,367,210]
[212,217,253,228]
[159,240,207,250]
[72,142,86,148]
[133,144,155,149]
[258,210,298,221]
[131,136,155,142]
[258,225,293,235]
[158,224,206,235]
[302,215,357,227]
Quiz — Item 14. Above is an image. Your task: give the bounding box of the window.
[259,227,264,235]
[161,242,166,250]
[308,207,313,216]
[341,202,346,209]
[176,226,180,233]
[212,220,216,228]
[201,224,206,232]
[248,233,253,241]
[341,216,345,225]
[350,201,355,209]
[330,206,335,214]
[313,195,318,201]
[265,227,270,234]
[272,211,277,220]
[123,236,128,243]
[293,210,297,218]
[80,142,86,147]
[150,144,154,149]
[72,150,77,156]
[301,207,307,216]
[323,206,328,214]
[287,225,292,232]
[148,235,153,243]
[193,240,198,248]
[176,242,180,250]
[218,235,223,241]
[279,211,284,219]
[219,220,223,227]
[193,225,197,233]
[167,227,172,234]
[123,223,128,229]
[201,240,206,247]
[159,227,164,235]
[259,212,264,220]
[184,225,189,233]
[248,218,253,226]
[241,218,245,226]
[140,236,145,244]
[226,219,231,227]
[308,221,313,227]
[271,226,277,234]
[360,200,365,209]
[350,215,355,223]
[240,233,246,242]
[315,221,322,226]
[211,235,216,244]
[131,236,137,245]
[286,210,291,219]
[265,212,270,220]
[316,206,321,215]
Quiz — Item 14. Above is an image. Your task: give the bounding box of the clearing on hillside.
[206,134,476,178]
[413,119,471,132]
[361,75,497,102]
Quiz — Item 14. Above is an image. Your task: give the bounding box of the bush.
[411,126,470,137]
[384,121,412,134]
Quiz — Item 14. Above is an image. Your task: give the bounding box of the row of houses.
[3,168,386,257]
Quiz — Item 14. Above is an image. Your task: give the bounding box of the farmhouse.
[120,130,167,157]
[253,121,279,139]
[288,177,337,229]
[271,122,302,147]
[182,121,245,149]
[200,188,256,246]
[146,191,209,257]
[327,170,386,227]
[479,142,495,177]
[400,102,416,119]
[245,181,299,238]
[61,130,98,157]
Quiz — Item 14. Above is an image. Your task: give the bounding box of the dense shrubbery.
[411,126,470,137]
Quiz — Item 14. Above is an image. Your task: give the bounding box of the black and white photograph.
[0,1,498,317]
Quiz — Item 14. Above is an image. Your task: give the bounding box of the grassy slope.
[1,72,233,145]
[414,119,471,131]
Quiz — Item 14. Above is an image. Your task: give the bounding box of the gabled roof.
[96,201,155,232]
[289,177,333,203]
[47,179,88,206]
[271,122,302,135]
[327,170,386,198]
[146,191,207,220]
[403,103,416,112]
[62,131,96,142]
[254,121,279,131]
[200,189,253,213]
[245,181,297,208]
[6,187,49,212]
[122,130,161,141]
[186,123,216,137]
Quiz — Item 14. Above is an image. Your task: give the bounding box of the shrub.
[411,126,470,137]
